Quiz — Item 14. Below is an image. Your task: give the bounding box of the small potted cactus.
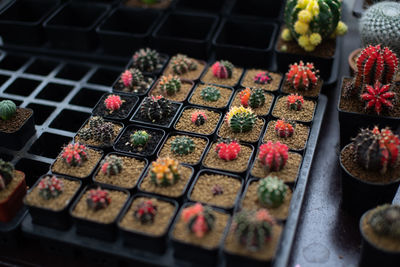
[158,133,208,166]
[93,153,148,190]
[174,107,222,137]
[203,138,254,175]
[340,126,400,217]
[218,106,265,143]
[170,202,230,265]
[0,159,27,222]
[251,141,302,183]
[70,185,129,241]
[188,83,234,110]
[201,60,244,87]
[138,157,194,200]
[224,208,282,266]
[0,99,35,150]
[75,116,123,148]
[230,87,274,117]
[163,54,206,81]
[124,0,173,10]
[113,67,155,96]
[24,174,81,230]
[241,176,292,221]
[92,93,139,121]
[131,95,182,129]
[188,169,243,211]
[51,142,103,181]
[128,47,168,75]
[149,74,194,102]
[359,204,400,267]
[240,69,283,93]
[263,119,310,151]
[118,194,178,253]
[272,93,316,123]
[113,125,166,157]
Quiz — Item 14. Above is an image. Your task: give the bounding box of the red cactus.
[191,110,207,126]
[133,199,157,224]
[258,141,289,172]
[239,88,251,106]
[104,95,123,112]
[215,139,241,161]
[211,60,233,79]
[287,94,304,111]
[361,81,395,115]
[121,70,133,87]
[253,71,272,84]
[61,143,88,167]
[182,203,215,238]
[275,120,294,138]
[286,61,319,91]
[86,188,111,211]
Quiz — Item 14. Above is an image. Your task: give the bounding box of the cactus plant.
[360,81,395,115]
[170,136,195,155]
[0,100,16,120]
[129,130,150,147]
[212,185,224,196]
[275,119,295,138]
[286,61,319,91]
[86,187,111,211]
[140,95,172,123]
[232,209,275,251]
[121,68,145,88]
[257,176,288,208]
[215,138,241,161]
[89,116,105,129]
[191,110,207,126]
[104,95,124,113]
[170,54,198,75]
[352,126,400,174]
[287,94,304,111]
[150,157,180,186]
[159,75,181,96]
[211,60,234,79]
[225,106,257,133]
[182,203,215,238]
[258,141,289,172]
[360,2,400,57]
[369,204,400,239]
[61,143,88,167]
[200,86,221,102]
[0,159,14,190]
[239,88,266,109]
[79,117,115,145]
[254,71,272,84]
[100,155,123,176]
[132,48,161,72]
[38,176,64,200]
[133,199,158,224]
[282,0,347,51]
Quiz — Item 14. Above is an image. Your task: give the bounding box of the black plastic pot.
[187,82,235,112]
[69,184,130,241]
[0,107,36,150]
[71,0,121,6]
[340,144,400,218]
[92,92,139,122]
[117,193,178,254]
[173,0,229,15]
[337,77,400,149]
[113,124,166,160]
[43,2,110,51]
[359,209,400,267]
[125,53,169,77]
[224,246,274,267]
[0,0,60,46]
[227,0,284,21]
[97,7,162,56]
[24,174,82,230]
[152,11,219,59]
[212,18,278,69]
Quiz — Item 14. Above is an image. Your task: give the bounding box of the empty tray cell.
[49,109,90,132]
[88,67,121,86]
[69,87,104,108]
[0,74,10,86]
[230,0,284,20]
[29,132,71,159]
[0,54,29,71]
[0,97,22,106]
[4,78,41,96]
[36,82,74,102]
[15,158,50,187]
[0,153,13,162]
[175,0,225,14]
[55,63,90,81]
[26,103,56,125]
[25,59,59,76]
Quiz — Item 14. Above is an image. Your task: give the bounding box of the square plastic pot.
[227,0,284,21]
[152,11,219,59]
[212,18,277,68]
[173,0,229,15]
[97,7,162,56]
[0,0,60,46]
[43,2,110,51]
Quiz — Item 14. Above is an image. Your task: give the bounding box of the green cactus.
[100,155,123,176]
[0,100,17,120]
[257,176,288,208]
[369,204,400,239]
[79,117,115,145]
[129,130,150,147]
[171,136,195,155]
[200,86,221,102]
[250,89,266,108]
[226,106,257,133]
[140,96,172,123]
[159,75,181,96]
[133,48,161,73]
[170,54,198,75]
[0,159,14,190]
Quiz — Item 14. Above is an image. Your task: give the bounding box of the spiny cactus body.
[361,81,395,115]
[133,199,158,224]
[225,106,257,133]
[191,110,207,126]
[159,75,181,96]
[286,61,319,91]
[211,60,234,79]
[78,116,116,145]
[86,188,111,211]
[239,88,266,109]
[61,143,88,167]
[258,141,289,172]
[129,130,150,147]
[287,94,304,111]
[275,120,295,138]
[215,138,241,161]
[104,95,124,113]
[257,176,288,208]
[140,95,172,123]
[170,54,198,75]
[254,72,272,84]
[171,136,195,155]
[0,159,14,190]
[133,48,161,73]
[38,176,64,200]
[200,86,221,102]
[150,157,180,186]
[369,204,400,239]
[182,203,215,238]
[100,155,123,176]
[212,184,224,196]
[0,100,16,120]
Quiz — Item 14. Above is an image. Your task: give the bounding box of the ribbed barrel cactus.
[282,0,347,51]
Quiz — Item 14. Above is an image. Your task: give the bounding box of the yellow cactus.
[150,157,180,186]
[335,21,348,36]
[298,10,312,23]
[309,33,322,46]
[294,21,309,35]
[225,106,253,123]
[298,35,310,47]
[281,28,293,41]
